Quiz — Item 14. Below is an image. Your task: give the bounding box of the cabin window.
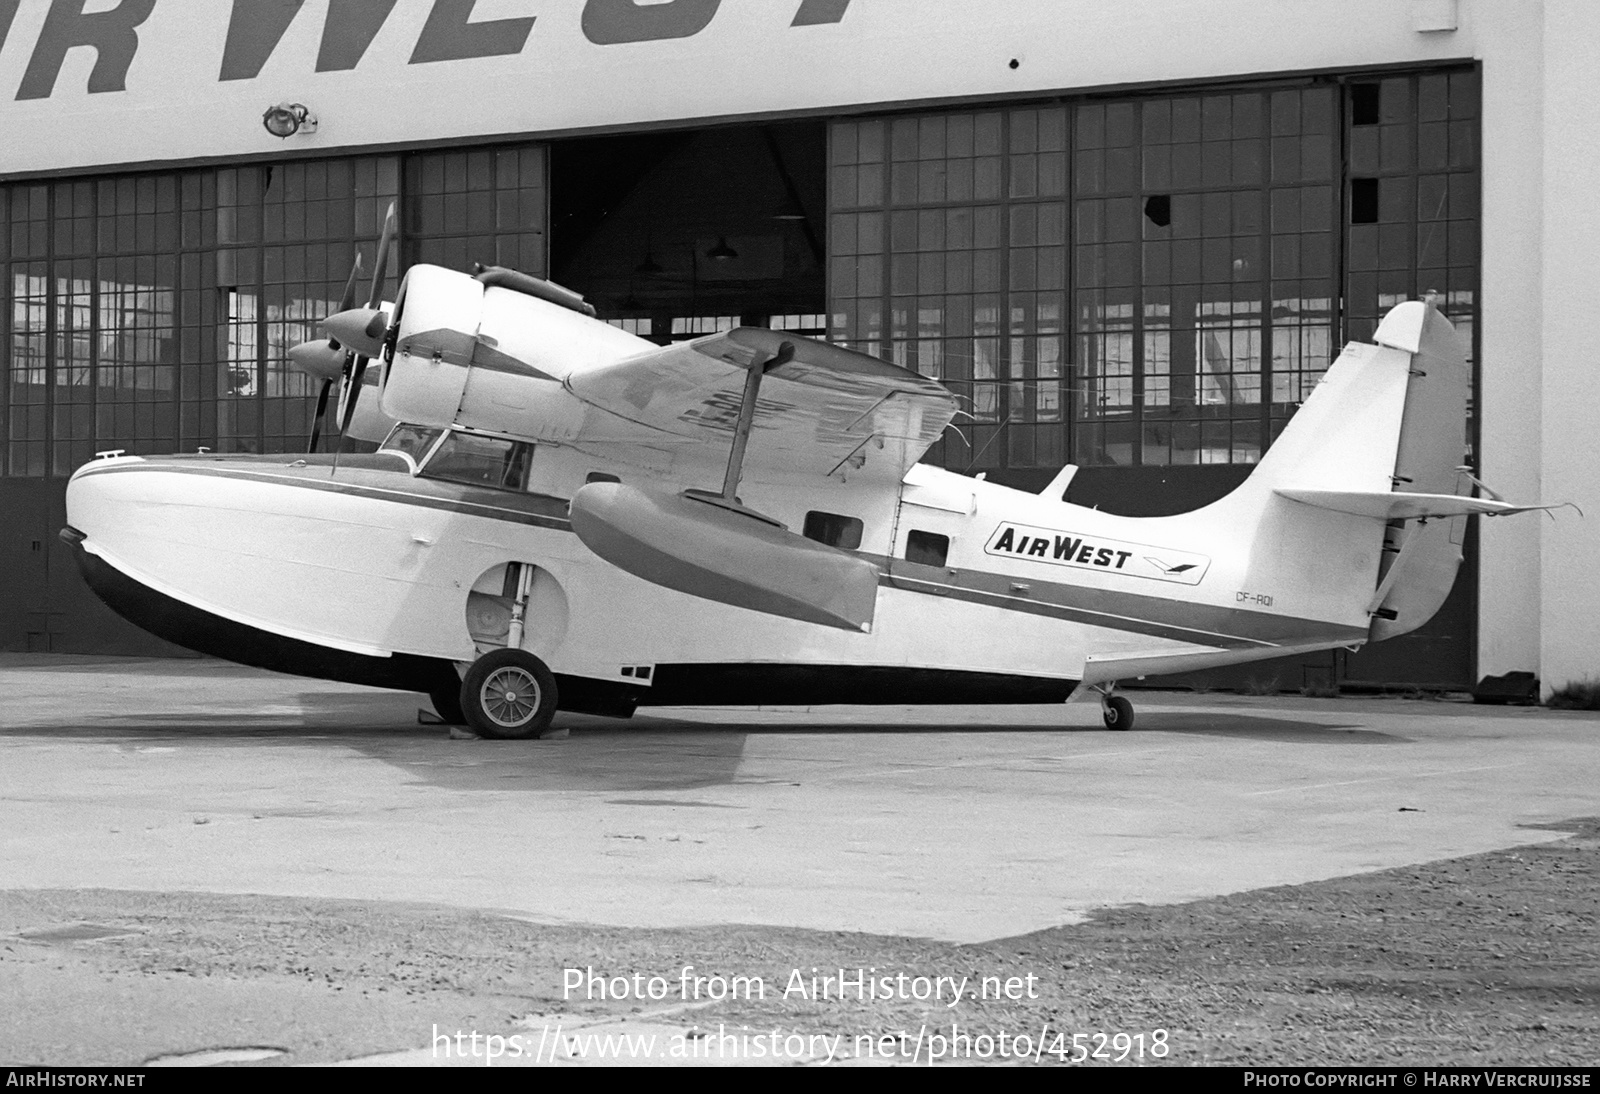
[803,511,863,550]
[585,471,620,484]
[419,431,534,491]
[905,530,950,567]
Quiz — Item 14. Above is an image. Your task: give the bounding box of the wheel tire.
[460,649,559,740]
[428,679,468,725]
[1102,695,1135,731]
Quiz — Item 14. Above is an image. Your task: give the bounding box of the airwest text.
[984,522,1211,585]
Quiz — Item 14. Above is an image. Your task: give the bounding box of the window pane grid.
[833,74,1473,475]
[5,144,547,471]
[831,107,1069,469]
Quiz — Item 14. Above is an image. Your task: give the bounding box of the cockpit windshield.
[379,424,443,468]
[418,430,534,492]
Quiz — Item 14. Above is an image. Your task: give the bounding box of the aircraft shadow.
[357,729,754,794]
[0,695,1404,794]
[0,691,441,739]
[1130,712,1407,743]
[630,709,1406,744]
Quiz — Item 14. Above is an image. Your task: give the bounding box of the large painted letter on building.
[316,0,400,72]
[410,0,536,64]
[791,0,850,26]
[219,0,307,82]
[15,0,158,100]
[0,1,21,59]
[581,0,720,45]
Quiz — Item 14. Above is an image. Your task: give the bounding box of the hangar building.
[1,0,1594,695]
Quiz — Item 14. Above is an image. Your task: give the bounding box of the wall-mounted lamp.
[262,102,317,139]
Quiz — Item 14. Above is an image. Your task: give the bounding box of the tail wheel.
[1102,696,1135,731]
[461,649,559,739]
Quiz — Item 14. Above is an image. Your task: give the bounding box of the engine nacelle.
[379,264,647,442]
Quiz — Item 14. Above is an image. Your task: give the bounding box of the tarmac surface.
[1,653,1596,1066]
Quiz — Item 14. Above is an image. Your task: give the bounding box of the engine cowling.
[379,264,643,442]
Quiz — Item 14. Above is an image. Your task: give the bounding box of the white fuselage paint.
[65,436,1370,694]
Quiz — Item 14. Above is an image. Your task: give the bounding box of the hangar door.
[824,70,1480,687]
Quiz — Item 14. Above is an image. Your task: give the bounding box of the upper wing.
[564,328,959,482]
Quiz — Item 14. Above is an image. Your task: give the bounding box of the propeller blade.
[308,378,333,452]
[366,202,397,311]
[326,250,365,354]
[340,355,370,435]
[338,250,364,315]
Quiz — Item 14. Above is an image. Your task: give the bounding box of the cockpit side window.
[418,431,535,491]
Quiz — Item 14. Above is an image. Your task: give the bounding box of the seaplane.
[62,207,1557,738]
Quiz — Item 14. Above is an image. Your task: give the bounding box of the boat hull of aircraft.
[63,451,1142,713]
[63,437,1380,719]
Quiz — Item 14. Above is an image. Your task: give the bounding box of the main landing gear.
[457,561,560,739]
[460,648,559,739]
[1094,684,1135,731]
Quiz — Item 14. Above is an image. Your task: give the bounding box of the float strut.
[721,341,794,503]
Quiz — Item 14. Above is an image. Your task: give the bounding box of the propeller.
[284,200,398,455]
[336,202,398,438]
[300,254,364,453]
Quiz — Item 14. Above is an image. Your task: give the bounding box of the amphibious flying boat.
[62,211,1554,738]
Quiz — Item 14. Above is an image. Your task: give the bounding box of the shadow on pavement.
[1135,712,1405,743]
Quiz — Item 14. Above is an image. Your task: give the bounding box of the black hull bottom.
[644,663,1077,706]
[69,534,1078,717]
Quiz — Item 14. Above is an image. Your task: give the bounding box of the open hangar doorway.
[549,121,827,343]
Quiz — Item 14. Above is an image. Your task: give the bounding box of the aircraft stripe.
[876,564,1367,650]
[886,573,1266,648]
[885,574,1335,650]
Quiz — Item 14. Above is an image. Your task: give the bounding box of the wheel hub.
[482,667,540,727]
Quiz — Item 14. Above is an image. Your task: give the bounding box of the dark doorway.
[550,122,827,342]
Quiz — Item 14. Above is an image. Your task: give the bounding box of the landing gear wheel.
[461,649,559,740]
[1102,695,1135,731]
[429,680,467,725]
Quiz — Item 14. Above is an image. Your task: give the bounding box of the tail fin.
[1218,301,1474,642]
[1350,302,1470,641]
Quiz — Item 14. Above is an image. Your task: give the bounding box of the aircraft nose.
[65,456,138,546]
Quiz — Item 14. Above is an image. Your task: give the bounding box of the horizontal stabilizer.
[1276,488,1560,520]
